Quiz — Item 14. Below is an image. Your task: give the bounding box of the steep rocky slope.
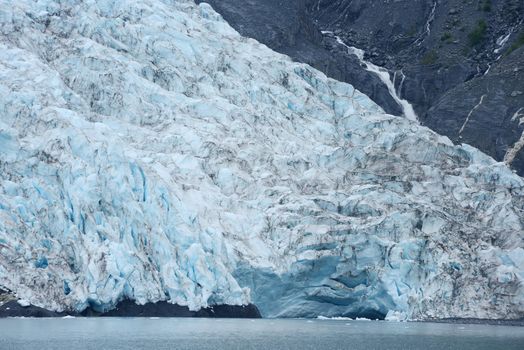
[0,0,523,320]
[199,0,524,175]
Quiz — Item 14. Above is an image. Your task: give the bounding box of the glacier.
[0,0,523,320]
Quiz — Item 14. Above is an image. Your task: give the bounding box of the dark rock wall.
[0,299,261,318]
[314,0,524,174]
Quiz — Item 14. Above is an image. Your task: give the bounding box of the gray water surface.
[0,318,523,350]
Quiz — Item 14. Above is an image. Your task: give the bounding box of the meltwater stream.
[322,31,419,122]
[0,318,523,350]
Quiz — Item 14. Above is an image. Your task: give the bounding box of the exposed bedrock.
[0,299,261,318]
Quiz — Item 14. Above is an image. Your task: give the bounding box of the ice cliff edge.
[0,0,523,320]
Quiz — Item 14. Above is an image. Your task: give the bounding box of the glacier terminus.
[0,0,523,321]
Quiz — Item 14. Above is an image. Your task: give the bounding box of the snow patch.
[17,300,31,308]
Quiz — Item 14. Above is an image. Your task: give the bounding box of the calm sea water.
[0,318,523,350]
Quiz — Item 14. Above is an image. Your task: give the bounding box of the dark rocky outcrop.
[0,301,67,318]
[85,300,261,318]
[424,46,524,165]
[0,299,261,318]
[198,0,524,175]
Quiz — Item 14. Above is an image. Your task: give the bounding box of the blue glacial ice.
[0,0,523,320]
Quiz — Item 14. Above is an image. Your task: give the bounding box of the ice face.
[0,0,523,319]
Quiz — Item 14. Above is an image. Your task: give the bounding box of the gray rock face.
[198,0,524,175]
[425,48,524,168]
[0,299,261,318]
